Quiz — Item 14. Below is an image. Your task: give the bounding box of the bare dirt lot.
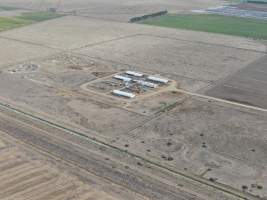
[76,34,264,82]
[0,132,136,200]
[0,1,266,200]
[117,96,267,198]
[206,55,267,109]
[0,38,58,68]
[0,48,266,199]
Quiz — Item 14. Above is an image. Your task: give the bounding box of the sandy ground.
[206,55,267,109]
[0,48,265,198]
[119,97,267,197]
[0,132,137,200]
[0,108,229,200]
[0,1,266,199]
[0,38,59,68]
[76,34,264,82]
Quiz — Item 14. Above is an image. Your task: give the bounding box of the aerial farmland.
[0,0,266,200]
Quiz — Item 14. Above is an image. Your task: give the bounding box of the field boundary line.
[142,33,267,54]
[0,100,260,200]
[175,88,267,113]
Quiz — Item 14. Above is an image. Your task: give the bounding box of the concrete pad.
[0,38,59,68]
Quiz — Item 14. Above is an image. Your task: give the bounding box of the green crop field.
[17,11,63,22]
[0,17,31,31]
[242,0,267,3]
[141,14,267,39]
[0,11,64,32]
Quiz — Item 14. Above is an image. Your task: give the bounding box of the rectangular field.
[0,16,30,31]
[76,34,264,83]
[0,11,63,31]
[120,96,267,198]
[206,55,267,109]
[141,14,267,39]
[0,38,59,67]
[0,132,121,200]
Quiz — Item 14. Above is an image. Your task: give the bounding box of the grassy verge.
[0,11,64,31]
[141,14,267,39]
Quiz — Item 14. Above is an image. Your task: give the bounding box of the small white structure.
[114,75,131,82]
[126,71,143,77]
[135,80,158,88]
[147,76,169,84]
[113,90,135,98]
